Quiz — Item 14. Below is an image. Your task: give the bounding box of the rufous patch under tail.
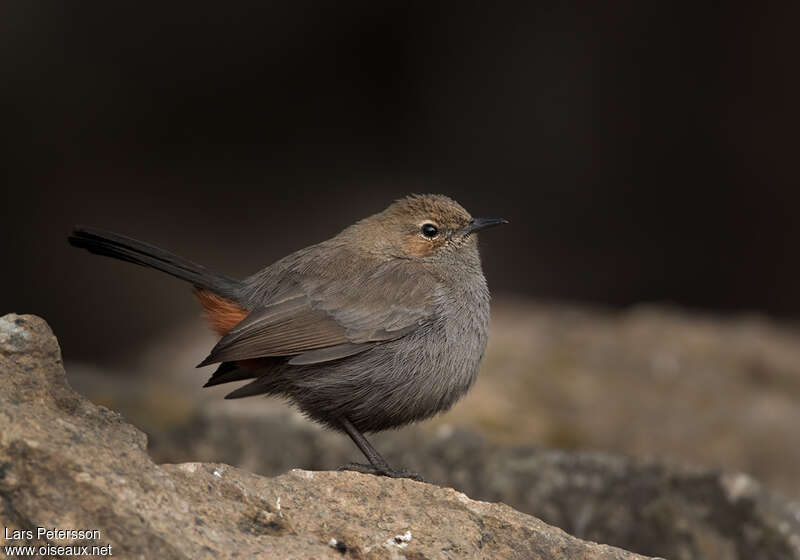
[193,288,248,336]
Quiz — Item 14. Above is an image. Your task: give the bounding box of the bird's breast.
[390,270,491,418]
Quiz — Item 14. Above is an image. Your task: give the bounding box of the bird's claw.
[337,462,424,482]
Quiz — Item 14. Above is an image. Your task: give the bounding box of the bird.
[68,194,507,480]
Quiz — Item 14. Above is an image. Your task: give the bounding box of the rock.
[148,404,800,560]
[451,300,800,502]
[0,314,650,559]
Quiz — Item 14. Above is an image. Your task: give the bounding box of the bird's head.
[353,194,507,262]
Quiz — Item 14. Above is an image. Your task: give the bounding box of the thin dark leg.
[339,417,391,470]
[337,417,423,481]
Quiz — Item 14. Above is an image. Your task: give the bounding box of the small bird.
[69,194,507,480]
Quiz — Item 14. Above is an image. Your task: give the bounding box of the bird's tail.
[68,226,242,298]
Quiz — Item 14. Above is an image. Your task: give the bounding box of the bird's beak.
[458,217,509,236]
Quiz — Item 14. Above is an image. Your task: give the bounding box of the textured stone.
[0,314,649,559]
[148,406,800,560]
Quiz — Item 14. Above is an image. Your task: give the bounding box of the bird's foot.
[337,462,424,482]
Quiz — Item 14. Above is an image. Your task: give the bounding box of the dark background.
[2,2,798,365]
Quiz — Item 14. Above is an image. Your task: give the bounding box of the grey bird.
[69,194,507,480]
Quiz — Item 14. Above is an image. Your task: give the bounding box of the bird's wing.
[198,258,439,367]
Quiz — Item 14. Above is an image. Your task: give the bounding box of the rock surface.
[146,404,800,560]
[0,314,650,559]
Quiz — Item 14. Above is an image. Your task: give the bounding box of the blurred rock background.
[65,298,800,503]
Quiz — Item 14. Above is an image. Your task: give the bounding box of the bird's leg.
[337,417,423,482]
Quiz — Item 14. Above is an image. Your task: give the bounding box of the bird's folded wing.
[198,259,438,367]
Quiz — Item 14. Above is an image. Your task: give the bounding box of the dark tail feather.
[203,362,258,388]
[68,226,242,297]
[224,377,270,399]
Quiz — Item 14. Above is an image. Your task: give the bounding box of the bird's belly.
[289,316,488,433]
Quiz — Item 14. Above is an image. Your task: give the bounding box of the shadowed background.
[3,1,799,366]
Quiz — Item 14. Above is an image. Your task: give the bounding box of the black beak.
[459,217,509,236]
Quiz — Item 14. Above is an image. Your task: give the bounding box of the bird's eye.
[420,223,439,238]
